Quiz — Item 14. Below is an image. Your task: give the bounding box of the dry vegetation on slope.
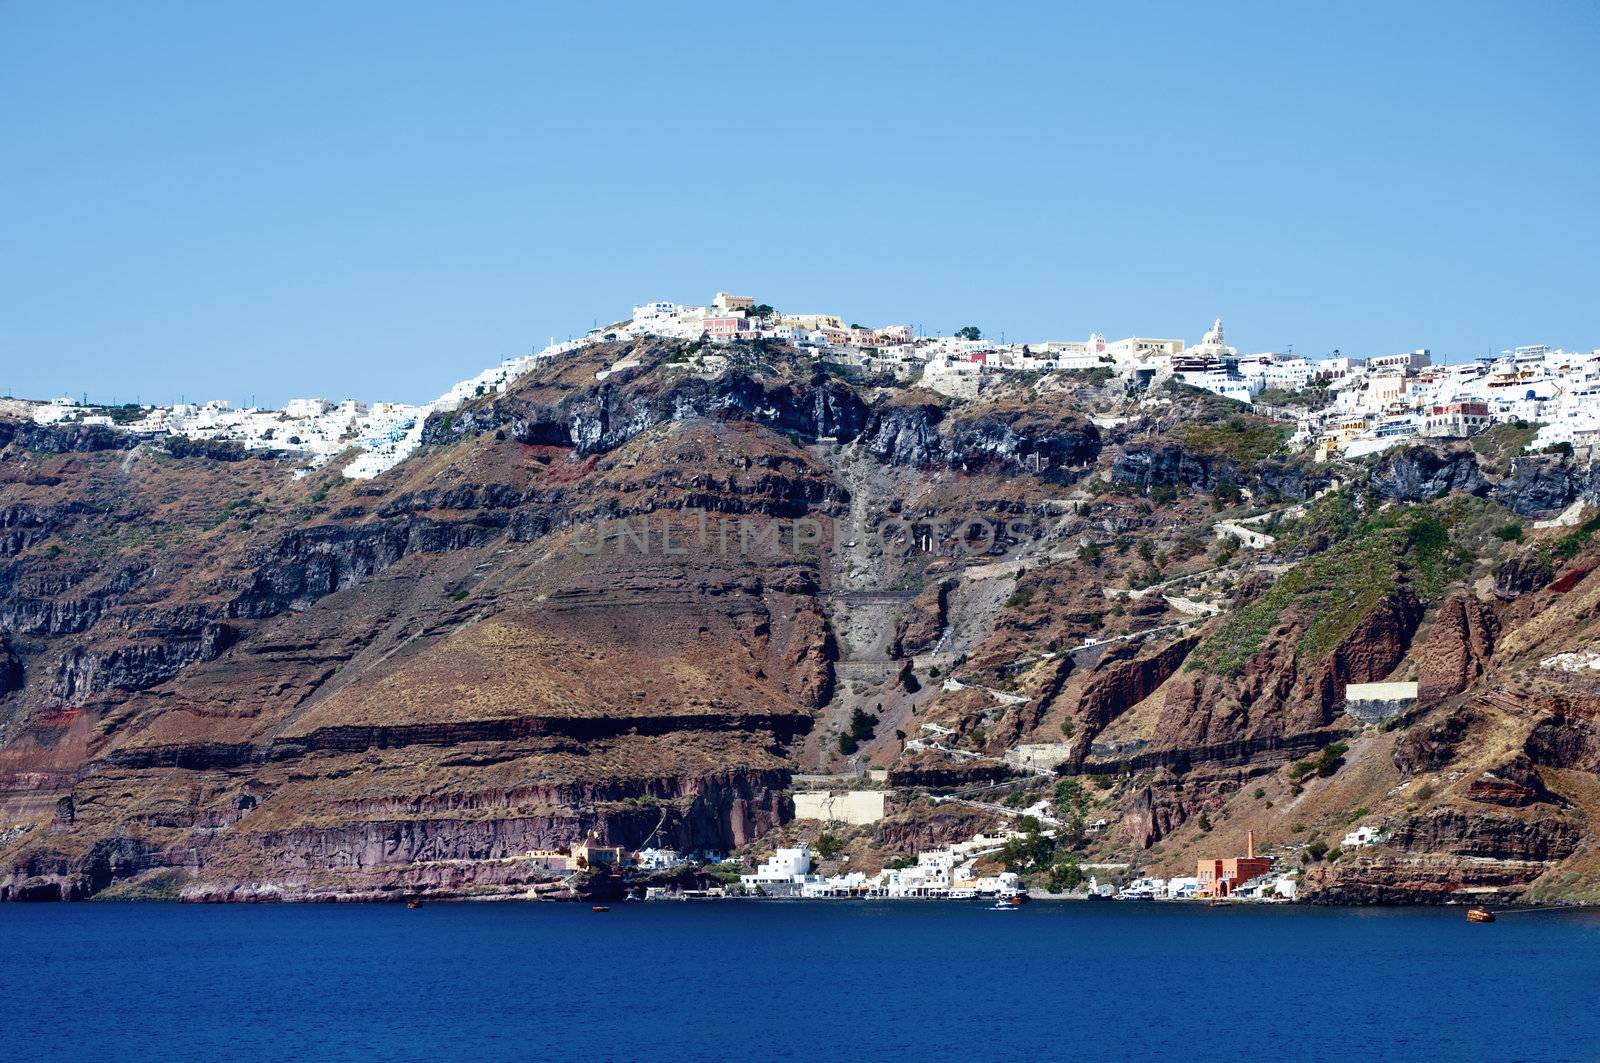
[4,340,1600,903]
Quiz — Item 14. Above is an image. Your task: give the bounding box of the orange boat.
[591,905,610,913]
[1467,907,1496,923]
[406,900,423,909]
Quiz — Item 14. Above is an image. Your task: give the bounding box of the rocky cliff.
[4,339,1600,903]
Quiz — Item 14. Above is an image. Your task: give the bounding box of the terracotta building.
[1197,831,1272,897]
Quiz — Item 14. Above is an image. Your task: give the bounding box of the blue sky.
[3,1,1596,407]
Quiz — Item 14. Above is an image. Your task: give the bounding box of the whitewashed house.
[1341,825,1388,848]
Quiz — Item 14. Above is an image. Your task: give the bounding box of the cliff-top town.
[7,291,1596,481]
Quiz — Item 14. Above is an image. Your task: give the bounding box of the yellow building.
[1104,336,1185,364]
[780,312,845,331]
[572,839,623,870]
[1335,415,1372,442]
[713,291,755,312]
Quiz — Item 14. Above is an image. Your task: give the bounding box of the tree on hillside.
[1049,852,1085,892]
[838,707,879,755]
[1055,779,1090,848]
[955,326,982,341]
[1000,823,1052,873]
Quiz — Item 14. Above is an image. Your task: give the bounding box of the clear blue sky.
[3,1,1597,407]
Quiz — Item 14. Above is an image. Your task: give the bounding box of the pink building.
[704,316,752,339]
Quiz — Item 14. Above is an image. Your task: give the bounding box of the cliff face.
[419,346,1102,474]
[0,341,1112,901]
[1369,445,1488,502]
[1417,594,1497,706]
[4,341,1600,903]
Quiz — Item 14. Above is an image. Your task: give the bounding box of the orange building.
[1197,831,1272,896]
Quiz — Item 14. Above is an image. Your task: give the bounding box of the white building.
[631,300,681,322]
[1172,318,1236,372]
[1341,825,1388,848]
[284,398,334,419]
[635,848,683,870]
[1120,876,1167,899]
[739,845,812,892]
[1165,876,1200,899]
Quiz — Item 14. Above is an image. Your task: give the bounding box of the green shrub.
[1181,415,1291,463]
[848,708,878,742]
[1048,853,1085,892]
[1312,741,1349,778]
[1054,779,1088,819]
[1189,504,1460,677]
[1554,512,1600,561]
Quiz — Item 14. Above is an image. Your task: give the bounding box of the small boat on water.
[591,905,610,913]
[1467,907,1496,923]
[406,900,423,909]
[989,901,1018,910]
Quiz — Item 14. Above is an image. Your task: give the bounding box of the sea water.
[4,900,1598,1062]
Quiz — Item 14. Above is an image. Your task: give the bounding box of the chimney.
[1246,830,1256,859]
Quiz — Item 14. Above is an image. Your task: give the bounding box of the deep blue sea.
[4,900,1599,1063]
